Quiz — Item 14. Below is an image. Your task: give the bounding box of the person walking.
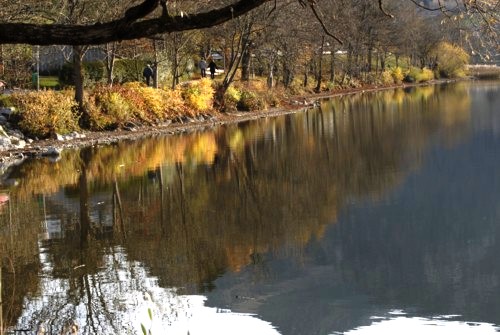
[199,58,207,78]
[208,59,217,79]
[143,64,153,86]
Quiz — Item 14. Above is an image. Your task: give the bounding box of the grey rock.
[0,137,11,146]
[43,146,63,157]
[68,131,85,139]
[12,139,26,149]
[0,107,15,116]
[7,129,24,139]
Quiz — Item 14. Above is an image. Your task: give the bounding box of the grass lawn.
[39,76,60,89]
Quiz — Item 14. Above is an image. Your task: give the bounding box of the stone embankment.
[0,106,82,155]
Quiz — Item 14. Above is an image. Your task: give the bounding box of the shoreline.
[0,79,461,168]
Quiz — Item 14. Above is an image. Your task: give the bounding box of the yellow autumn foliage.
[430,42,469,78]
[180,78,214,114]
[380,70,395,85]
[391,67,404,84]
[11,90,79,138]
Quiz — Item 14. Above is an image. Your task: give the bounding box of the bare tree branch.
[309,3,343,44]
[378,0,394,18]
[123,0,160,22]
[0,0,271,45]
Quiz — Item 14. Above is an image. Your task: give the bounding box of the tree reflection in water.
[0,82,485,334]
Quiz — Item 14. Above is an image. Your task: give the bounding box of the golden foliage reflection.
[0,84,473,331]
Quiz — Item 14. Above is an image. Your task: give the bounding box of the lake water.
[1,81,500,335]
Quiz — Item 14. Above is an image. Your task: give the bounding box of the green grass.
[39,76,60,89]
[385,55,411,71]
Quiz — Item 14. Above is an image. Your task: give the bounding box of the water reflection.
[15,247,279,335]
[1,82,499,334]
[343,312,500,335]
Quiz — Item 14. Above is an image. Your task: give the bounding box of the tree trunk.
[153,39,159,88]
[266,52,276,88]
[105,42,117,86]
[171,35,181,89]
[329,45,335,83]
[241,37,251,81]
[367,46,373,73]
[303,66,308,88]
[347,43,353,76]
[419,57,425,69]
[282,63,293,88]
[267,68,274,88]
[73,46,90,128]
[380,51,386,72]
[315,35,325,93]
[171,52,179,89]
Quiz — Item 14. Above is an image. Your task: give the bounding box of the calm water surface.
[1,81,500,335]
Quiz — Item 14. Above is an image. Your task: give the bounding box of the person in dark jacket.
[143,64,153,86]
[208,59,217,79]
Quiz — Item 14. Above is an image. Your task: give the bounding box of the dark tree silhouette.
[0,0,271,45]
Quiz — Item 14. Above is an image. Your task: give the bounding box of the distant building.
[210,51,224,61]
[39,46,106,73]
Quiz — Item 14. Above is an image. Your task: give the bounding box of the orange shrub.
[10,90,79,138]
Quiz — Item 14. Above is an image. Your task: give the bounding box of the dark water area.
[1,81,500,335]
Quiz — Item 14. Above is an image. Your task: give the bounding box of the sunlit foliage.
[179,78,214,114]
[391,67,404,84]
[430,42,470,78]
[405,67,435,83]
[10,90,79,138]
[380,70,395,85]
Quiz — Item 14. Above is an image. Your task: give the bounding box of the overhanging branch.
[309,4,343,44]
[0,0,271,45]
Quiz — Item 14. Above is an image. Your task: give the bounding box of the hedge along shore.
[0,78,463,170]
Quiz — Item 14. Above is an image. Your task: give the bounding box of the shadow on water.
[1,81,499,334]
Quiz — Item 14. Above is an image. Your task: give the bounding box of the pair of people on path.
[199,58,217,79]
